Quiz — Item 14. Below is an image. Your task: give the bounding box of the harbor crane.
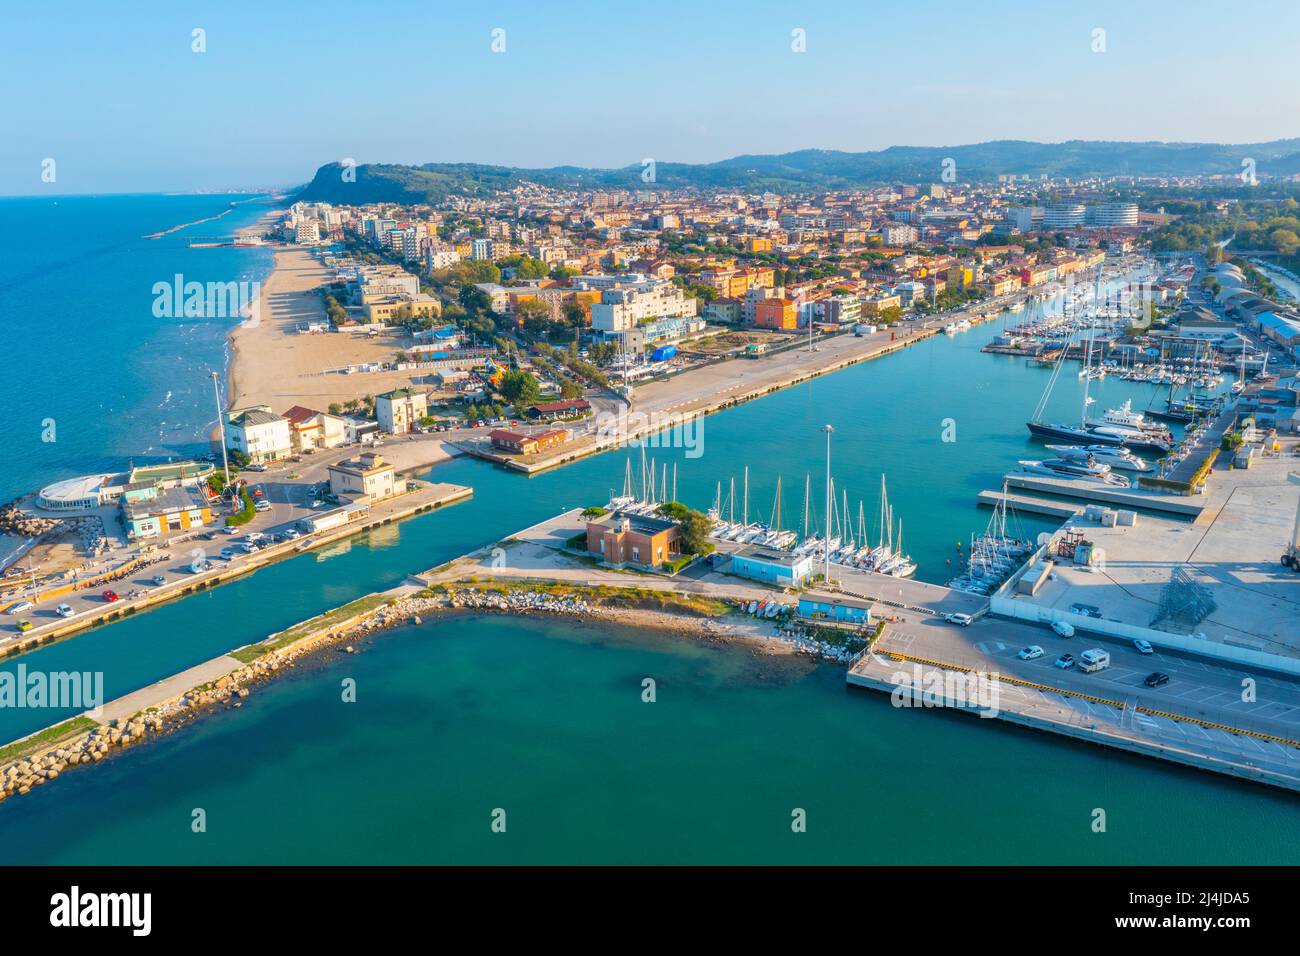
[1283,472,1300,571]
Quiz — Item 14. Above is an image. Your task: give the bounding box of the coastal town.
[3,162,1300,809]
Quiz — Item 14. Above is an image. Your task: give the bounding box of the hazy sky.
[4,0,1298,195]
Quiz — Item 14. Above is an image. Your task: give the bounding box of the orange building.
[585,511,681,568]
[488,428,571,455]
[753,298,798,330]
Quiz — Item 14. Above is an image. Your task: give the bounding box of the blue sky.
[3,0,1298,194]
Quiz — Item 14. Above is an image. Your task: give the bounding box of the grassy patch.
[0,716,97,764]
[232,593,393,660]
[425,580,729,618]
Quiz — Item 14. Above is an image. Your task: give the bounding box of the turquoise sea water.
[1,196,1293,863]
[0,194,274,504]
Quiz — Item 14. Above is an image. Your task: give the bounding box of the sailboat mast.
[743,466,749,527]
[803,474,811,540]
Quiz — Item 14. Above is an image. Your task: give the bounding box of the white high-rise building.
[1042,203,1086,229]
[1086,202,1139,227]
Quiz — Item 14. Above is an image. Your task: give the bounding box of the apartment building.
[590,278,698,332]
[753,298,798,330]
[226,406,292,463]
[376,388,428,435]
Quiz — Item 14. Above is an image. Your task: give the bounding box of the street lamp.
[210,371,231,489]
[822,423,834,587]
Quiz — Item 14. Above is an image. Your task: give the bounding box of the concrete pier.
[977,489,1083,518]
[1004,473,1205,516]
[848,648,1300,793]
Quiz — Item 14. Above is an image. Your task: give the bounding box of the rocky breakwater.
[0,659,279,805]
[0,714,175,800]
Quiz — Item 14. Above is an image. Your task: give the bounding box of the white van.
[1078,648,1110,673]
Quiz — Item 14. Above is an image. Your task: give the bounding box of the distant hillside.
[297,139,1300,203]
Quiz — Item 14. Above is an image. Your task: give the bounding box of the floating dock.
[1003,473,1205,517]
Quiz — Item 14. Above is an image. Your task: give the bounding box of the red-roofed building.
[281,405,348,452]
[489,428,572,455]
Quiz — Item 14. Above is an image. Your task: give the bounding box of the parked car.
[219,547,239,560]
[1144,672,1171,688]
[283,529,301,540]
[245,463,266,472]
[944,612,973,627]
[152,574,167,586]
[1054,653,1075,669]
[16,619,33,633]
[6,600,35,615]
[1017,645,1044,661]
[55,604,75,618]
[1133,639,1154,655]
[1051,620,1075,638]
[101,590,120,603]
[221,526,237,535]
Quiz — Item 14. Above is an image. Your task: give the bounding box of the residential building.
[590,278,698,332]
[1086,202,1139,227]
[282,406,348,451]
[881,223,918,245]
[327,452,397,502]
[226,406,292,463]
[753,298,798,330]
[1042,203,1086,229]
[376,388,428,435]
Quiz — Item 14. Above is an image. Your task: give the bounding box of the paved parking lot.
[871,611,1300,743]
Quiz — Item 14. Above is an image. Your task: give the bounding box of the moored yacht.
[1045,444,1151,472]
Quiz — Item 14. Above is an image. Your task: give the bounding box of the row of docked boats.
[947,484,1035,596]
[706,471,919,579]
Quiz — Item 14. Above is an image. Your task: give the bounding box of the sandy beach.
[226,243,428,413]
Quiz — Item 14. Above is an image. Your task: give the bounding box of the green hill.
[297,139,1300,203]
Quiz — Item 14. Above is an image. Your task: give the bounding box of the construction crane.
[1283,472,1300,571]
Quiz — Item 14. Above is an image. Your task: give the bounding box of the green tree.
[498,369,542,406]
[677,508,715,556]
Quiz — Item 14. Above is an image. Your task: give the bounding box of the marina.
[2,204,1298,862]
